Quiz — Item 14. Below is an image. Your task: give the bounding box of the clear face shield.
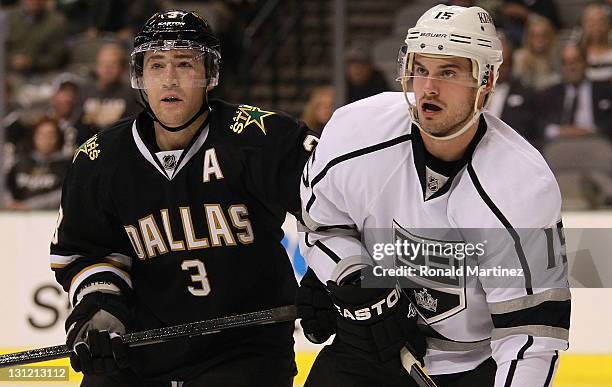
[395,44,487,141]
[130,40,220,90]
[396,45,479,94]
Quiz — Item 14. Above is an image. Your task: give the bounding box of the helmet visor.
[130,40,220,89]
[399,74,479,92]
[396,46,479,90]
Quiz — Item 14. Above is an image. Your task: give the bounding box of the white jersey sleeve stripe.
[492,325,569,342]
[467,163,534,294]
[426,337,491,352]
[50,254,82,268]
[487,288,571,314]
[68,263,132,306]
[106,253,133,270]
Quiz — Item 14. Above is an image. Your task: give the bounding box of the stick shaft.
[0,305,297,368]
[400,347,439,387]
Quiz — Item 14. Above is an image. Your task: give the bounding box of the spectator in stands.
[60,0,128,38]
[345,42,390,104]
[81,42,141,132]
[487,34,541,148]
[580,3,612,82]
[539,43,612,140]
[302,85,335,135]
[2,79,31,173]
[5,0,68,75]
[497,0,561,47]
[48,76,96,156]
[512,15,561,91]
[56,0,164,42]
[5,117,70,210]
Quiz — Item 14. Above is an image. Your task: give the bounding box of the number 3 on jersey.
[181,259,211,296]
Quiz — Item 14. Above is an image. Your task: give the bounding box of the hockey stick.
[0,305,297,368]
[400,347,439,387]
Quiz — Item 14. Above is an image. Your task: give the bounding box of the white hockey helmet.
[397,4,503,140]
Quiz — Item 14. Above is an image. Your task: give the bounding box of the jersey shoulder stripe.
[461,113,562,229]
[467,163,534,294]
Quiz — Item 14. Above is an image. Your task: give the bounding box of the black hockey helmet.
[130,9,221,89]
[130,9,220,132]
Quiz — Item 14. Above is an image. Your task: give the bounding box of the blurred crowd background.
[0,0,611,211]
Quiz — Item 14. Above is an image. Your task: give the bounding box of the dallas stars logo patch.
[73,134,100,162]
[230,105,275,135]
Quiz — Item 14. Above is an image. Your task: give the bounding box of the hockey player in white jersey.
[298,4,570,387]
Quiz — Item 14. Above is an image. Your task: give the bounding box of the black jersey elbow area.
[491,300,571,330]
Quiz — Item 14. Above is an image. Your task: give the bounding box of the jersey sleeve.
[299,119,374,284]
[459,167,570,387]
[260,114,319,218]
[50,137,134,307]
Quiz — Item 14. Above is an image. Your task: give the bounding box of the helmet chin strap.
[137,89,210,133]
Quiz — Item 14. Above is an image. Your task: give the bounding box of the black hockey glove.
[327,268,426,365]
[65,292,132,375]
[296,267,336,344]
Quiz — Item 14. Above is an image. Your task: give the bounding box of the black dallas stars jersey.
[301,92,570,386]
[50,99,316,380]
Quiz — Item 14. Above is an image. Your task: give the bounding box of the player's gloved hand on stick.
[65,292,132,375]
[327,266,426,365]
[296,267,336,344]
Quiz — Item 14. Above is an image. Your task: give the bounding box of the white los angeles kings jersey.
[300,92,570,386]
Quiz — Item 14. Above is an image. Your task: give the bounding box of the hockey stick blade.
[0,305,297,368]
[400,347,439,387]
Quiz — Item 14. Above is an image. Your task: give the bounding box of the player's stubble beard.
[418,87,477,138]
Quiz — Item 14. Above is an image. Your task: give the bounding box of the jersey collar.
[132,112,211,181]
[411,116,487,202]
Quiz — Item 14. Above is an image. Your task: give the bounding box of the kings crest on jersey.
[300,92,570,378]
[50,99,317,379]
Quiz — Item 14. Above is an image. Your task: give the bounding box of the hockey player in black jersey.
[50,9,317,387]
[299,4,570,387]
